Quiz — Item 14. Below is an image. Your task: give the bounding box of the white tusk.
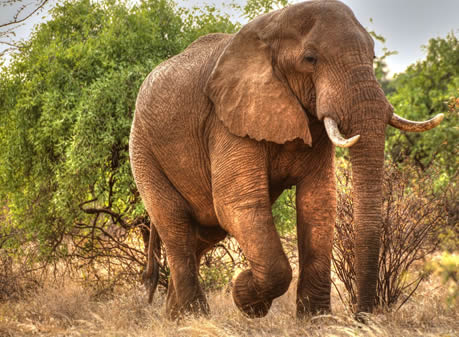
[324,117,360,148]
[389,113,444,132]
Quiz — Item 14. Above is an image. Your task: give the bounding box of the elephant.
[129,0,443,319]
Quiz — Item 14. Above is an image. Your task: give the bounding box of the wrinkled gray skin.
[130,0,438,319]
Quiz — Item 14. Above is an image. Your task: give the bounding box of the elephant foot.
[296,299,331,318]
[166,288,210,320]
[232,270,273,318]
[166,298,210,320]
[354,311,371,324]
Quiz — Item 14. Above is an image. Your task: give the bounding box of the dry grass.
[0,273,457,337]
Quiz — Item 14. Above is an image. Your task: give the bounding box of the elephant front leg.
[215,201,292,318]
[296,160,336,317]
[210,139,292,318]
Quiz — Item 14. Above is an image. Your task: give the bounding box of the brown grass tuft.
[0,271,457,337]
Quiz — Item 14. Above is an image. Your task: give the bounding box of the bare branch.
[0,0,49,28]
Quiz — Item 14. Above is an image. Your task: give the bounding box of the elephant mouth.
[309,90,317,116]
[297,89,316,119]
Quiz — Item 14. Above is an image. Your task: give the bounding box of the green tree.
[0,0,237,272]
[387,33,458,177]
[368,28,397,95]
[242,0,288,19]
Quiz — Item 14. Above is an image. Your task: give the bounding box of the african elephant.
[129,0,443,319]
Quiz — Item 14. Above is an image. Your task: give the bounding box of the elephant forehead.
[280,1,373,53]
[285,0,356,26]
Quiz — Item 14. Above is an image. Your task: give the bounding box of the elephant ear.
[204,14,312,146]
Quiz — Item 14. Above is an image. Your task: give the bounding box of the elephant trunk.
[317,61,390,312]
[349,119,386,313]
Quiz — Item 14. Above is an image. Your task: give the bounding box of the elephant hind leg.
[149,205,209,320]
[166,226,227,315]
[130,151,208,319]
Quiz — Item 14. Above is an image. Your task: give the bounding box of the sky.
[335,0,459,75]
[1,0,458,75]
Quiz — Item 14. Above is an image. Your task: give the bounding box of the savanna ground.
[0,262,457,337]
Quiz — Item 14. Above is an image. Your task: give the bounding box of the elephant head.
[205,0,443,313]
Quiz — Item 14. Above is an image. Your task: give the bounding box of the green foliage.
[387,33,458,176]
[368,29,398,95]
[197,238,249,291]
[424,252,459,307]
[180,5,239,42]
[0,0,238,263]
[272,187,296,235]
[241,0,289,20]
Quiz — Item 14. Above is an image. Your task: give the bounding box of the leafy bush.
[424,252,458,308]
[0,0,237,292]
[273,187,297,235]
[386,33,458,176]
[199,239,247,291]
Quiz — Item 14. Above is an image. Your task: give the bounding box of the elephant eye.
[304,55,317,65]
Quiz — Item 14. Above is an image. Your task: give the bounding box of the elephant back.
[133,33,232,141]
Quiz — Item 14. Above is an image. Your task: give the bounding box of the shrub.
[333,160,449,310]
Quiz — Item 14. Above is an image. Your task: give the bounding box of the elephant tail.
[142,222,161,304]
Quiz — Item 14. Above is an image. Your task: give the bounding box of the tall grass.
[0,269,457,337]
